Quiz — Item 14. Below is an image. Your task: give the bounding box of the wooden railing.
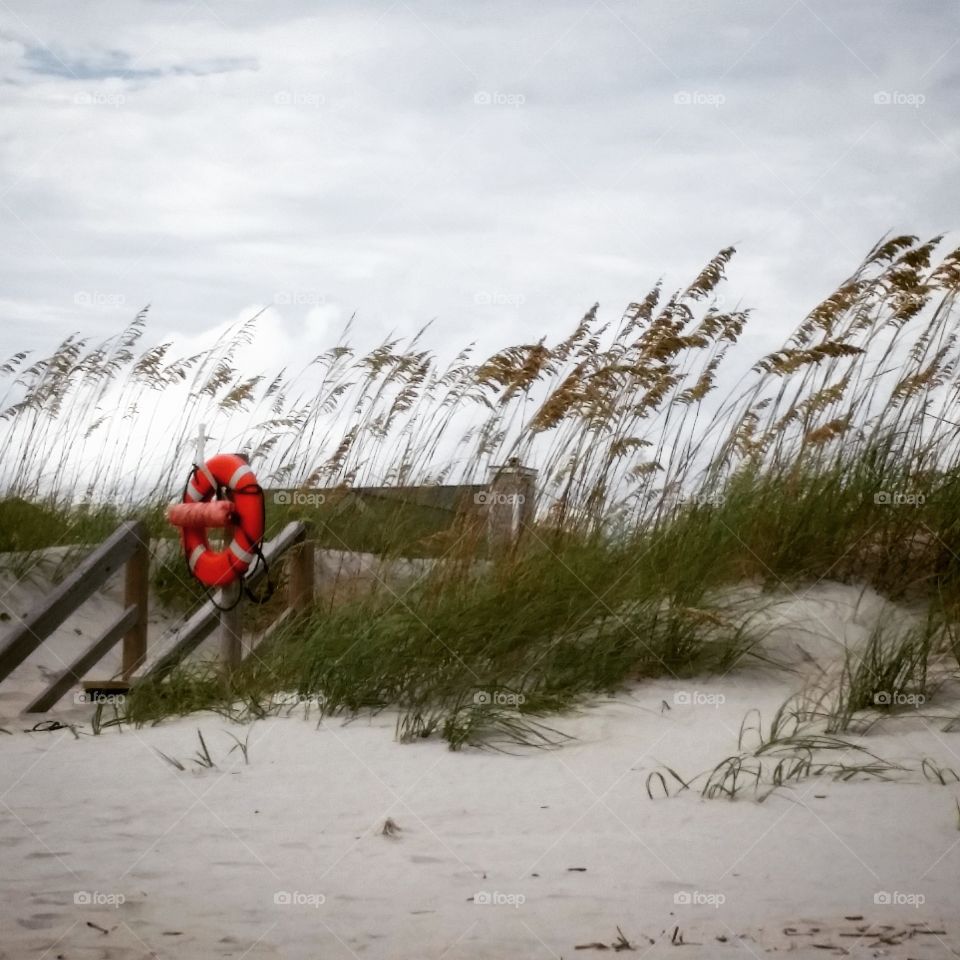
[0,521,149,712]
[0,520,312,712]
[141,521,309,681]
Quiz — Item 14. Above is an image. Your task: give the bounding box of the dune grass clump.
[646,701,908,802]
[124,534,765,742]
[3,234,960,744]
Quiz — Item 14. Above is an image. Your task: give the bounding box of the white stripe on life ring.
[229,540,255,566]
[200,463,217,491]
[188,544,207,572]
[186,481,205,502]
[228,463,254,491]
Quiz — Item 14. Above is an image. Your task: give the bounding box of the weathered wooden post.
[288,537,315,612]
[220,594,243,671]
[485,458,538,545]
[121,537,149,679]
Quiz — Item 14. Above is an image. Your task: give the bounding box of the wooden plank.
[24,604,139,713]
[122,538,149,678]
[0,521,148,685]
[139,521,307,681]
[244,535,315,660]
[288,539,315,612]
[139,598,220,681]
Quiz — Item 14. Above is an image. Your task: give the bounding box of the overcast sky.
[1,0,957,372]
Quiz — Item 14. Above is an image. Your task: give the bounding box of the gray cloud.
[23,45,256,80]
[0,0,957,369]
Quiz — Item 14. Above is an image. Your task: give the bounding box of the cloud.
[0,0,957,377]
[22,45,257,80]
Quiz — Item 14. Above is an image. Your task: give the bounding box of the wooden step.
[80,680,131,704]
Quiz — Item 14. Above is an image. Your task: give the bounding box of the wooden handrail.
[140,520,308,681]
[0,520,149,685]
[24,605,139,713]
[3,519,312,711]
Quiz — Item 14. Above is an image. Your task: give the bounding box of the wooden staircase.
[0,520,312,712]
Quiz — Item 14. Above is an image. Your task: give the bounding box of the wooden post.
[220,591,243,671]
[288,538,315,612]
[143,522,307,681]
[121,537,149,679]
[485,458,538,546]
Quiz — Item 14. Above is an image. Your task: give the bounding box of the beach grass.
[3,233,960,745]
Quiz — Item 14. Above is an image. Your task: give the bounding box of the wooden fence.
[0,459,538,713]
[0,520,312,712]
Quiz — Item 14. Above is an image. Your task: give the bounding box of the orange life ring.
[179,453,265,588]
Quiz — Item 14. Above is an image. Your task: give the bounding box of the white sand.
[2,562,959,958]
